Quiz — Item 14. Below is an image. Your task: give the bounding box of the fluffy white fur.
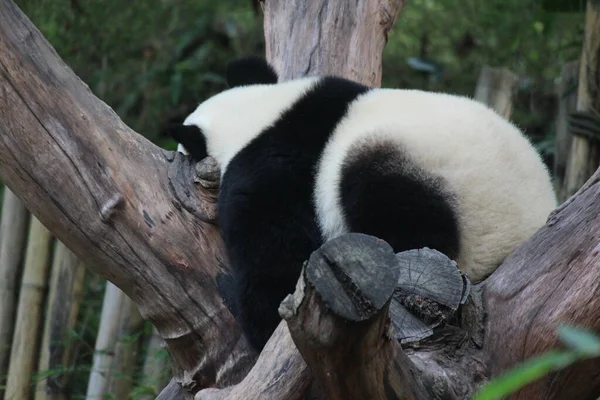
[181,77,557,282]
[314,88,556,282]
[183,77,319,177]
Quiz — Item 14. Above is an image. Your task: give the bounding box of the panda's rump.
[338,141,461,260]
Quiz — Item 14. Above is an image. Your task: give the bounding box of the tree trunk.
[264,0,405,85]
[563,0,600,199]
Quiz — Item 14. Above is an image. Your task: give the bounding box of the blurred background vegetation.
[16,0,584,157]
[0,0,587,398]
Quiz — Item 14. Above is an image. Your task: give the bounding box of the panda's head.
[166,56,283,170]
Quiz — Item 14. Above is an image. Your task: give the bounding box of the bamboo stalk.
[137,326,171,400]
[34,241,87,400]
[0,189,30,389]
[85,282,128,399]
[105,301,145,399]
[4,216,54,400]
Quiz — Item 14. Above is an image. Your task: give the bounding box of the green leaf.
[471,350,578,400]
[557,324,600,356]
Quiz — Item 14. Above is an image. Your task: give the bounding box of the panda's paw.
[194,156,220,189]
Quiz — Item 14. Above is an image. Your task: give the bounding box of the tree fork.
[0,0,249,397]
[2,0,600,399]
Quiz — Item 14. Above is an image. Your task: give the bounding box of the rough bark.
[563,0,600,199]
[0,1,248,397]
[263,0,405,85]
[196,323,310,400]
[281,234,430,400]
[483,165,600,399]
[474,66,519,119]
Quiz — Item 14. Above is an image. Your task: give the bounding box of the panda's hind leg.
[339,141,461,259]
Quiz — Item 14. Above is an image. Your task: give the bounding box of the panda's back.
[314,88,557,281]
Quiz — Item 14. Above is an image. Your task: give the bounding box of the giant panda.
[167,56,557,352]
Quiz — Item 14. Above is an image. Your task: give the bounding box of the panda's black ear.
[165,123,208,161]
[226,55,278,88]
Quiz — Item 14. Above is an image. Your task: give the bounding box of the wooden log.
[35,241,86,400]
[474,66,519,118]
[196,245,484,400]
[196,323,309,400]
[563,0,600,199]
[0,188,30,388]
[554,61,579,200]
[4,217,54,399]
[282,233,430,400]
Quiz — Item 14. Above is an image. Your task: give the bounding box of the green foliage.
[16,0,583,153]
[472,325,600,399]
[17,0,262,149]
[381,0,583,148]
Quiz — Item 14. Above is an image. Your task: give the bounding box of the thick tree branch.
[484,166,600,399]
[0,0,250,396]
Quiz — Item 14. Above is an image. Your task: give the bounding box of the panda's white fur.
[180,77,556,282]
[169,57,557,351]
[314,88,556,281]
[183,78,320,177]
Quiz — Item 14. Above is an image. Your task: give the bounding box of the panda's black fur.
[167,56,555,352]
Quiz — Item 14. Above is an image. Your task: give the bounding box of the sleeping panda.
[168,56,557,352]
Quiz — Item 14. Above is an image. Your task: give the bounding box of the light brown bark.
[0,1,246,397]
[484,166,600,399]
[263,0,405,85]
